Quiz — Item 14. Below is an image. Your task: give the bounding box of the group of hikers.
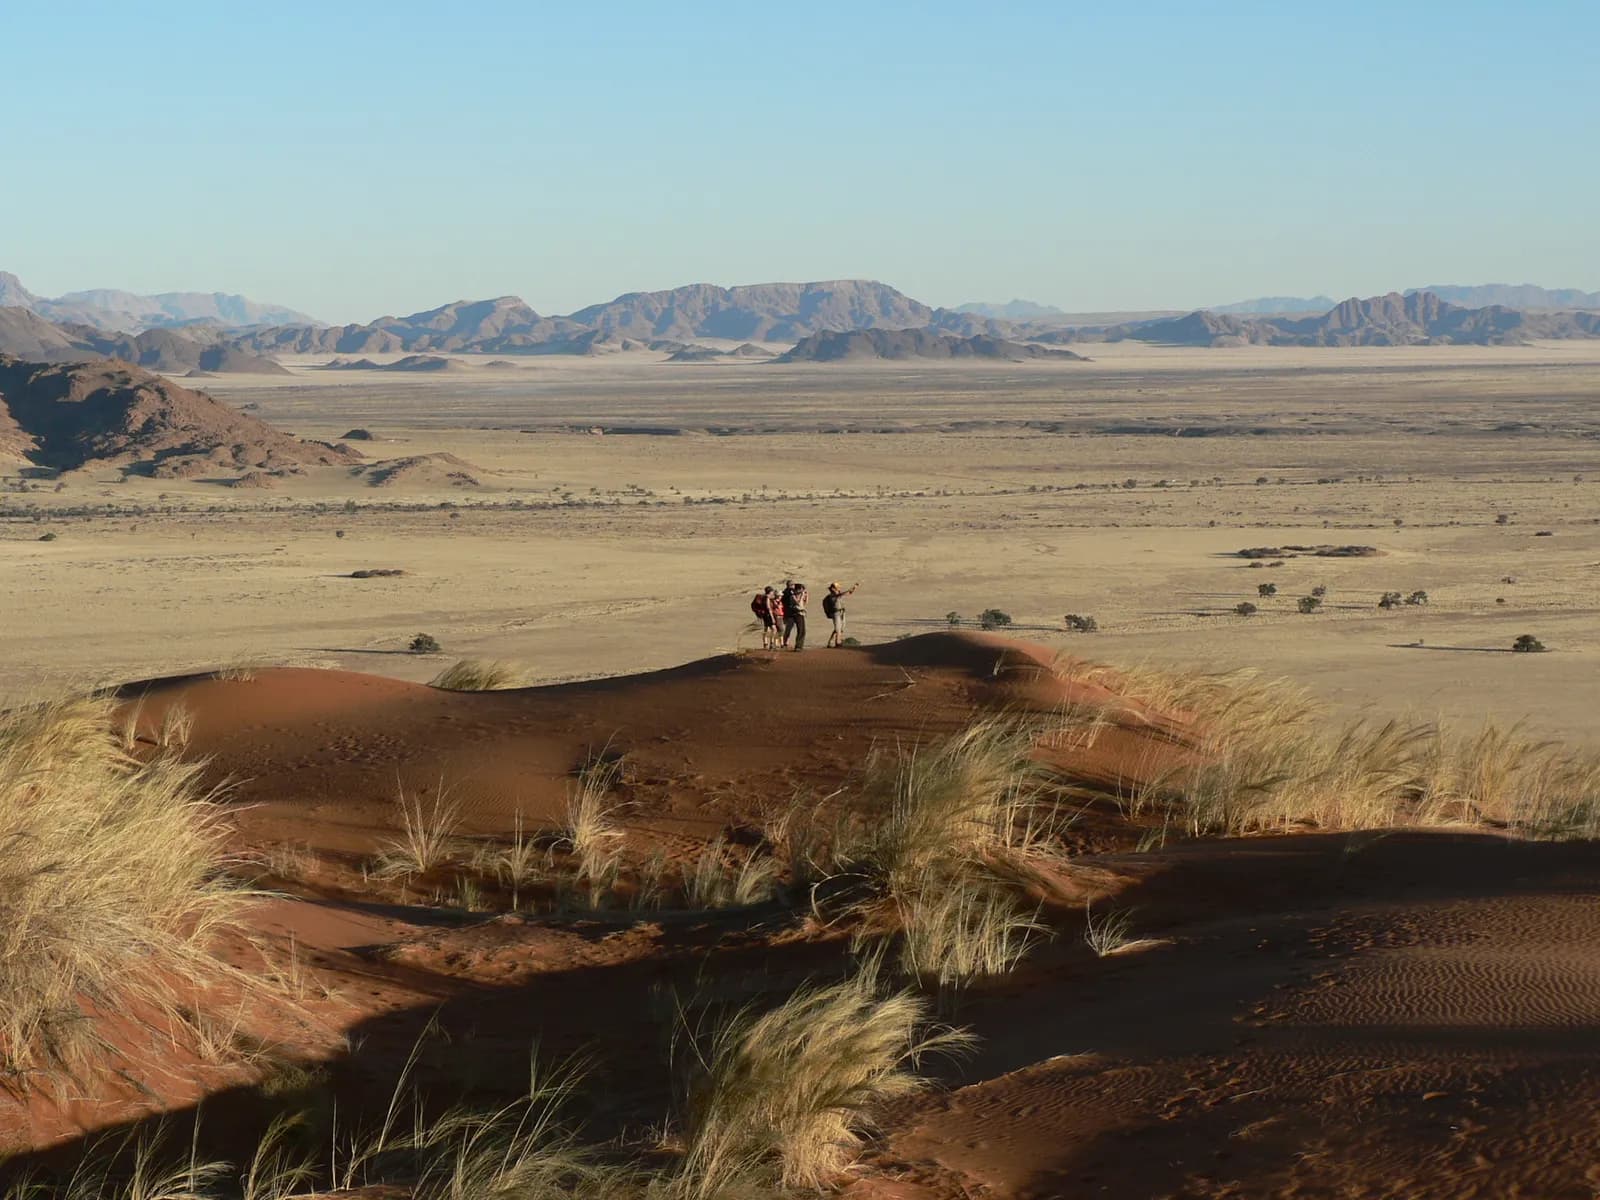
[750,579,858,651]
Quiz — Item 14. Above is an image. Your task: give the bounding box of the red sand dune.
[9,633,1600,1198]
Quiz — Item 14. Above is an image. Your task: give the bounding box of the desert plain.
[5,340,1600,1199]
[6,340,1600,737]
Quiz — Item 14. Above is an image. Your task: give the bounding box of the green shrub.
[409,632,442,654]
[1297,595,1322,614]
[1234,601,1258,616]
[1257,582,1277,597]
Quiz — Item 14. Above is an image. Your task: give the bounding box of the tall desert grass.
[428,658,529,691]
[885,864,1042,987]
[376,777,462,877]
[833,719,1049,983]
[0,695,242,1075]
[684,838,781,909]
[5,1056,635,1200]
[840,719,1040,894]
[1054,657,1319,745]
[564,758,623,883]
[677,969,972,1197]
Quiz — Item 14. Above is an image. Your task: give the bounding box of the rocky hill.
[778,328,1087,363]
[0,356,359,474]
[569,280,935,342]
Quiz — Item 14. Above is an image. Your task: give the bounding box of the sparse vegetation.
[1257,583,1277,597]
[1378,591,1403,608]
[1082,905,1138,957]
[1234,601,1258,616]
[429,658,529,691]
[945,611,963,627]
[1513,634,1546,653]
[1405,590,1429,606]
[409,632,442,653]
[1063,613,1098,632]
[1296,595,1322,613]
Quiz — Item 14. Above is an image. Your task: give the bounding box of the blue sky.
[3,0,1595,321]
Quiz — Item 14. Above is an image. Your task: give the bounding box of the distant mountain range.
[0,272,318,333]
[953,299,1068,321]
[1404,284,1600,310]
[0,306,289,373]
[1211,284,1600,316]
[5,272,1600,372]
[1209,295,1337,315]
[1115,291,1600,348]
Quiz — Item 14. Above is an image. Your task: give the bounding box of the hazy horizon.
[4,0,1596,323]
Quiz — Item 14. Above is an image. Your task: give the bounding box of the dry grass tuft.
[156,704,197,754]
[841,719,1040,894]
[564,759,624,901]
[887,865,1042,986]
[428,658,530,691]
[0,695,244,1078]
[376,777,462,878]
[684,838,782,910]
[831,719,1051,984]
[678,968,973,1197]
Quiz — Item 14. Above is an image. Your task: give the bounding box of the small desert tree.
[409,632,442,654]
[1234,601,1258,616]
[1378,591,1403,609]
[1297,595,1322,614]
[945,611,963,627]
[978,609,1013,631]
[1063,614,1098,633]
[1512,634,1546,653]
[1257,583,1277,598]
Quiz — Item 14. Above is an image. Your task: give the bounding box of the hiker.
[751,586,781,650]
[782,579,808,650]
[823,581,858,647]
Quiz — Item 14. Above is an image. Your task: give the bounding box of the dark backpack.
[822,591,839,617]
[751,594,768,618]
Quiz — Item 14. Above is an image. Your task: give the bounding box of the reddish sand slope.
[124,634,1098,858]
[10,634,1600,1199]
[884,833,1600,1200]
